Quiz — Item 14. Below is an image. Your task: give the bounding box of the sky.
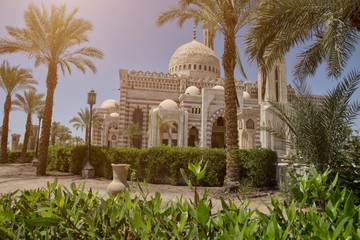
[0,0,359,142]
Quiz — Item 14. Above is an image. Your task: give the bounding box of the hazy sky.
[0,0,359,141]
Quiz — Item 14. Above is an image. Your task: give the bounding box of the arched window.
[212,67,215,72]
[246,119,255,129]
[188,64,191,70]
[179,65,181,71]
[204,65,207,71]
[194,64,196,70]
[199,65,202,70]
[239,120,242,129]
[175,66,178,71]
[183,64,186,70]
[217,117,224,126]
[132,108,143,148]
[188,127,199,147]
[275,67,280,102]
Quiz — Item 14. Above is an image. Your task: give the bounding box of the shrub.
[0,168,358,239]
[37,145,277,187]
[7,150,35,163]
[239,148,278,187]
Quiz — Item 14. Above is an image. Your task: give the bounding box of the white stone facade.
[92,29,293,156]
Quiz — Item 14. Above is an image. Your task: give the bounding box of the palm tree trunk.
[0,95,11,163]
[350,4,360,31]
[85,127,89,145]
[37,63,57,176]
[20,113,32,162]
[223,31,240,190]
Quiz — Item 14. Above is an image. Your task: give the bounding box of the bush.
[7,150,35,163]
[239,148,278,187]
[1,168,358,239]
[40,145,277,187]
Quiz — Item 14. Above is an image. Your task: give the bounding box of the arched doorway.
[211,117,225,148]
[132,108,143,148]
[188,127,199,147]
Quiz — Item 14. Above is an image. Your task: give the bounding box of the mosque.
[91,25,292,156]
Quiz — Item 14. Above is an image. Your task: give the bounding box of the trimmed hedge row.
[44,145,278,187]
[7,150,35,163]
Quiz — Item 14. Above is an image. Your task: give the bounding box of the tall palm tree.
[69,107,102,144]
[245,0,360,82]
[12,90,44,162]
[0,60,37,163]
[121,122,142,147]
[157,0,255,189]
[50,121,73,145]
[50,121,61,146]
[0,3,104,175]
[147,112,177,146]
[264,70,360,199]
[72,136,85,145]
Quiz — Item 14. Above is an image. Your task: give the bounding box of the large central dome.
[169,40,220,79]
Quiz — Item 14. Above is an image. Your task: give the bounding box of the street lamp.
[82,89,96,179]
[32,108,44,166]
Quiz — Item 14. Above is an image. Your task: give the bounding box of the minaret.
[202,22,214,50]
[257,57,287,104]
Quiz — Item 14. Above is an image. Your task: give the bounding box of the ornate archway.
[132,107,143,148]
[188,126,199,147]
[211,116,225,148]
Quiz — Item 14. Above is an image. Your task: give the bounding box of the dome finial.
[193,23,196,40]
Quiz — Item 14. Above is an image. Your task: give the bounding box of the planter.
[107,164,130,196]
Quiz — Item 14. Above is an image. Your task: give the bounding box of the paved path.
[0,163,280,213]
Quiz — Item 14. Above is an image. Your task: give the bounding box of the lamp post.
[82,89,96,179]
[32,108,44,166]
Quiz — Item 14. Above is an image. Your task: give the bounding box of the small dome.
[213,85,224,90]
[169,40,220,78]
[159,99,178,110]
[243,91,251,99]
[101,99,118,109]
[109,112,119,117]
[185,86,200,95]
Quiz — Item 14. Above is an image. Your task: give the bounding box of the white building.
[92,26,292,156]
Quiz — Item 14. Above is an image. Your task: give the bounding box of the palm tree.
[157,0,255,189]
[56,125,72,145]
[264,70,360,199]
[69,107,102,144]
[72,136,85,145]
[0,60,37,163]
[12,90,44,162]
[0,3,104,175]
[245,0,360,82]
[50,121,61,146]
[121,122,142,147]
[147,112,177,146]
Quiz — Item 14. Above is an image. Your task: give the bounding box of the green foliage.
[266,71,360,200]
[16,145,278,187]
[1,168,359,239]
[7,150,35,163]
[239,148,278,187]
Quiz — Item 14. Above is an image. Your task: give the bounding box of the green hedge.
[239,148,278,187]
[42,145,278,187]
[7,150,35,163]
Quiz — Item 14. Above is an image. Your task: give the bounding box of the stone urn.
[107,164,130,196]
